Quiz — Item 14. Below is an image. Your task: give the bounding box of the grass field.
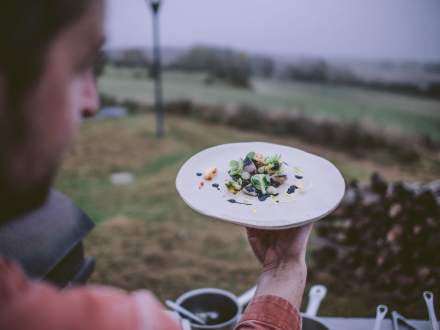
[99,67,440,141]
[56,113,439,317]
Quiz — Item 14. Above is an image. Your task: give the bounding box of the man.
[0,0,312,329]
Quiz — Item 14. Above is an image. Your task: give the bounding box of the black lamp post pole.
[150,1,164,138]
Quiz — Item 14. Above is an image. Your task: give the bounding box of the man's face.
[0,0,105,209]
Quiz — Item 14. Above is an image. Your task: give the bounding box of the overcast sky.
[105,0,440,62]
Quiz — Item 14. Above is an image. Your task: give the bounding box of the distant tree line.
[105,46,273,88]
[103,46,440,98]
[283,59,440,99]
[424,63,440,73]
[284,60,356,83]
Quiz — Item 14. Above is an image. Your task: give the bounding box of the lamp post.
[148,0,164,138]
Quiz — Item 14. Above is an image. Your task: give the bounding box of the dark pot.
[175,287,255,330]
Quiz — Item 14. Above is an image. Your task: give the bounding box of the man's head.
[0,0,105,219]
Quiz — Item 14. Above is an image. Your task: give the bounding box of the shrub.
[162,100,431,161]
[171,46,252,89]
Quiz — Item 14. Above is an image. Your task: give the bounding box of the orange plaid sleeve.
[236,295,301,330]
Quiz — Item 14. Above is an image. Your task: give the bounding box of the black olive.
[212,183,220,191]
[287,185,299,194]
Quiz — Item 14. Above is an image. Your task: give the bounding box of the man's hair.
[0,0,90,106]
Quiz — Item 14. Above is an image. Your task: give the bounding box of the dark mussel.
[271,174,287,187]
[243,185,258,197]
[243,158,257,174]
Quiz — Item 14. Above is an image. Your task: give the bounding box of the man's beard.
[0,156,55,222]
[0,97,60,221]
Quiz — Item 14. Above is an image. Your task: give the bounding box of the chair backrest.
[0,189,95,287]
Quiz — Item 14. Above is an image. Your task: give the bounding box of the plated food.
[225,152,297,201]
[195,150,304,205]
[176,142,345,229]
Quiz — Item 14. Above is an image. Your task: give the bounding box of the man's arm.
[0,258,181,330]
[235,225,313,330]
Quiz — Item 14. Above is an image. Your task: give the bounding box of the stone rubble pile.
[315,174,440,300]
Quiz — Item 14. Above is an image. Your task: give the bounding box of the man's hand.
[246,224,313,271]
[246,224,313,309]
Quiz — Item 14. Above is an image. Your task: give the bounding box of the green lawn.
[99,67,440,141]
[56,113,438,317]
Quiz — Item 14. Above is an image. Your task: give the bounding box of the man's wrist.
[255,260,307,309]
[262,256,307,273]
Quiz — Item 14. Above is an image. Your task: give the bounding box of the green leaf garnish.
[229,159,244,177]
[265,154,281,165]
[245,152,256,160]
[251,174,271,194]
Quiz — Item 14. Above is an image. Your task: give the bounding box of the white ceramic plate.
[176,142,345,229]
